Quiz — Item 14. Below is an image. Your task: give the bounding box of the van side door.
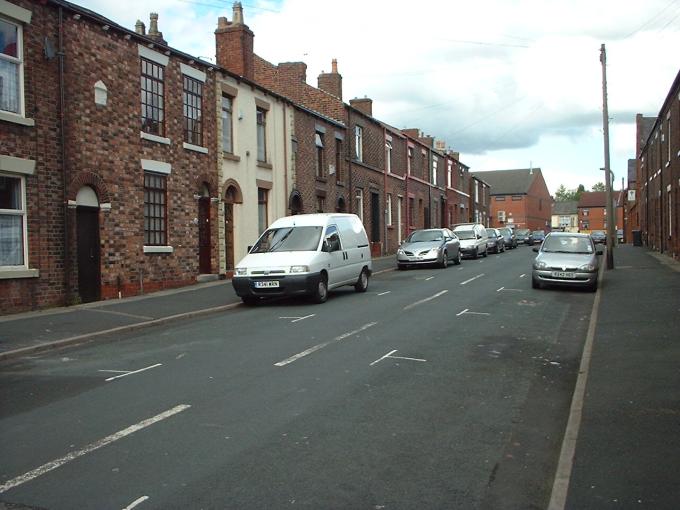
[322,225,347,287]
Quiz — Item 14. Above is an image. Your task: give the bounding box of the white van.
[452,223,489,259]
[232,213,372,304]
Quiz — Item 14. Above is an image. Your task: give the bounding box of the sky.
[78,0,680,195]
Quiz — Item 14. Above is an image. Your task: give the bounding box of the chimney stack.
[317,58,342,99]
[215,2,255,79]
[350,97,373,117]
[135,20,146,35]
[147,13,167,45]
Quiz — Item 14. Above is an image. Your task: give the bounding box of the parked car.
[531,232,601,292]
[590,230,607,244]
[397,228,461,269]
[515,228,531,245]
[452,223,488,259]
[529,230,546,245]
[485,228,505,253]
[232,213,372,305]
[498,227,517,248]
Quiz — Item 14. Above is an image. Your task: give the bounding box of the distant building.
[470,168,552,231]
[552,201,579,232]
[577,191,624,233]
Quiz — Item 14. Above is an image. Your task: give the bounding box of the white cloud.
[78,0,680,193]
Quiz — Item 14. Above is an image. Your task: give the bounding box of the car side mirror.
[247,245,253,252]
[532,247,539,252]
[477,235,482,239]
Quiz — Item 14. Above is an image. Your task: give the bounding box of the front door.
[225,202,234,271]
[76,207,100,303]
[370,192,380,242]
[198,196,211,273]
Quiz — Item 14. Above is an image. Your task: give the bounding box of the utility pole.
[600,43,615,269]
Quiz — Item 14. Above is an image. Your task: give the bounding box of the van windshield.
[250,226,323,253]
[455,230,476,240]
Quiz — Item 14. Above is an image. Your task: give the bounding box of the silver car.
[397,228,461,269]
[532,232,601,291]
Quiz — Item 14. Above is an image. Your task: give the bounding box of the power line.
[623,0,680,38]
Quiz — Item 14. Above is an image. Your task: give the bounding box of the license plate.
[551,271,575,279]
[254,280,279,288]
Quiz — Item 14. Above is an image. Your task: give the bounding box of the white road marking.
[105,363,162,382]
[497,287,505,292]
[377,291,391,296]
[122,496,150,510]
[371,349,427,366]
[0,405,191,494]
[520,273,527,278]
[425,276,434,281]
[403,290,448,310]
[456,308,469,316]
[456,309,490,317]
[497,287,523,292]
[460,273,484,285]
[275,322,378,367]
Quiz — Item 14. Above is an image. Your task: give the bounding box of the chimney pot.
[217,16,229,29]
[233,1,244,25]
[135,19,146,35]
[332,58,338,73]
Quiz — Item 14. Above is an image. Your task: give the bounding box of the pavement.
[1,245,679,508]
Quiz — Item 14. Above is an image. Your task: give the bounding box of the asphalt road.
[0,246,595,509]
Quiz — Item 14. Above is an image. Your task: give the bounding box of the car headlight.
[534,261,548,269]
[235,267,247,276]
[579,263,596,271]
[290,265,309,273]
[430,248,441,255]
[397,248,405,255]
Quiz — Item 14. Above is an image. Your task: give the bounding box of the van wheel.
[354,268,369,292]
[454,250,461,265]
[312,276,328,303]
[440,251,448,268]
[241,296,258,306]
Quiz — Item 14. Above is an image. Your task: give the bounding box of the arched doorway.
[337,196,346,213]
[198,183,211,274]
[76,186,101,303]
[289,190,303,215]
[224,185,238,271]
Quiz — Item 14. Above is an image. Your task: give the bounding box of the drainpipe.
[58,7,71,305]
[283,103,289,214]
[383,126,388,255]
[348,108,353,214]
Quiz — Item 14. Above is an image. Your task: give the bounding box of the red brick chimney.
[215,2,254,79]
[317,58,342,99]
[350,97,372,117]
[278,62,307,83]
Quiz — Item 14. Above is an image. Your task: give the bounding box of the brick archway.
[68,171,111,203]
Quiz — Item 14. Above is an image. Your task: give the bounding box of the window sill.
[336,181,345,187]
[0,111,35,127]
[141,132,171,145]
[143,246,174,254]
[223,152,241,162]
[183,142,208,154]
[316,177,327,184]
[0,268,40,279]
[257,161,273,170]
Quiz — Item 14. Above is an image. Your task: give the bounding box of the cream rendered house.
[215,73,293,275]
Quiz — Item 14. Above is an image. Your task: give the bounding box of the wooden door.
[198,196,211,273]
[225,202,234,271]
[76,207,100,303]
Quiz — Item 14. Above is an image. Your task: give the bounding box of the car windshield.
[250,226,323,253]
[455,230,476,240]
[517,229,529,235]
[542,236,593,254]
[486,229,497,237]
[407,230,444,242]
[532,231,545,236]
[592,231,605,236]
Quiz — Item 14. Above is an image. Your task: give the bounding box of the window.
[316,195,325,213]
[422,150,428,180]
[386,194,392,226]
[582,221,589,229]
[315,132,324,178]
[495,196,506,201]
[447,160,452,188]
[559,216,571,227]
[355,126,363,162]
[668,118,672,163]
[257,108,267,162]
[355,189,363,222]
[140,58,165,136]
[386,140,392,174]
[183,75,203,146]
[221,95,233,153]
[335,138,343,182]
[258,188,268,233]
[407,147,413,175]
[432,156,438,185]
[144,172,167,246]
[409,197,415,226]
[582,209,590,217]
[511,195,522,201]
[0,17,23,116]
[0,174,26,267]
[474,181,479,203]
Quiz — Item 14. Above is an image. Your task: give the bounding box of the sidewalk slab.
[566,245,680,509]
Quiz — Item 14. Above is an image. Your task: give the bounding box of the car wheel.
[501,244,505,252]
[241,296,258,306]
[312,275,328,303]
[588,280,598,293]
[482,248,488,258]
[472,248,478,259]
[354,268,369,292]
[454,250,461,265]
[440,251,448,268]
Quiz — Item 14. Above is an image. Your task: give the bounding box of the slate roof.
[578,192,607,208]
[552,200,578,215]
[469,168,542,195]
[628,159,636,184]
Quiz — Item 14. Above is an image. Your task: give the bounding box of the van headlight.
[290,265,309,273]
[235,267,247,276]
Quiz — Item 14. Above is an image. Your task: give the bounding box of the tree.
[554,184,586,202]
[592,182,606,192]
